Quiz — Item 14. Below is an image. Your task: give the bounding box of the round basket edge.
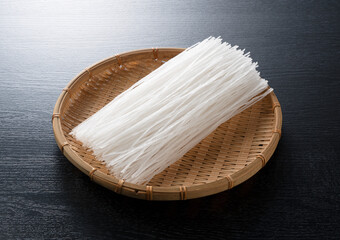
[52,48,282,201]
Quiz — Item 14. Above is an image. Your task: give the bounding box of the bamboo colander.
[52,48,282,201]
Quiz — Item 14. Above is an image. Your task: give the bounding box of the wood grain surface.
[0,0,339,239]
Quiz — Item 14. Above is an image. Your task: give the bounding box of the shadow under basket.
[52,48,282,201]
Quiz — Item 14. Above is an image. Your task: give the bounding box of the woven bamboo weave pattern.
[52,48,282,200]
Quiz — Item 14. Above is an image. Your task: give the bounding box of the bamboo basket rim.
[52,48,282,200]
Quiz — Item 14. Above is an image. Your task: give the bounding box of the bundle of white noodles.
[71,37,272,185]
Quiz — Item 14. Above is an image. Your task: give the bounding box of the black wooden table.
[1,1,339,239]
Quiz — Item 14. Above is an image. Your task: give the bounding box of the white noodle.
[71,37,272,185]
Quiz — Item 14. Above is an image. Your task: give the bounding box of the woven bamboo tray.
[52,48,282,201]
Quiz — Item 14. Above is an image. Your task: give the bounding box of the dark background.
[1,0,339,239]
